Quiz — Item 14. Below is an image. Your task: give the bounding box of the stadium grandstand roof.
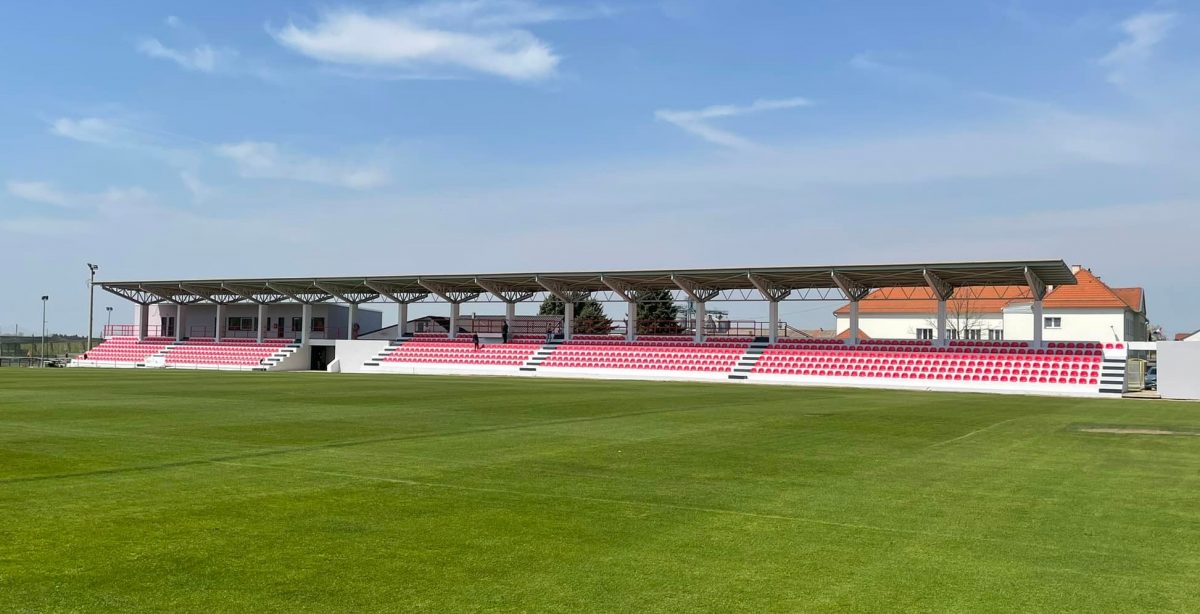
[832,267,1145,316]
[98,259,1076,305]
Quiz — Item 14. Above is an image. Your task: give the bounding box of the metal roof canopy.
[98,260,1076,305]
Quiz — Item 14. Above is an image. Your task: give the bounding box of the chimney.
[1070,264,1082,274]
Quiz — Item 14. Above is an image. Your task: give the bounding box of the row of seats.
[381,337,542,366]
[162,339,290,366]
[75,337,175,363]
[541,340,746,373]
[753,367,1099,385]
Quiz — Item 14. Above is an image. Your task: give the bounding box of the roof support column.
[626,300,637,341]
[748,274,792,344]
[257,303,267,343]
[448,303,460,339]
[347,303,359,340]
[936,300,948,346]
[671,275,721,344]
[923,270,955,347]
[693,300,707,343]
[475,280,536,341]
[301,303,312,344]
[1031,300,1044,346]
[415,280,480,340]
[600,276,639,342]
[1024,267,1048,347]
[396,303,408,340]
[848,302,861,346]
[175,303,186,342]
[831,272,870,346]
[215,303,224,342]
[138,304,149,341]
[535,277,592,343]
[504,303,516,338]
[768,300,779,343]
[563,301,574,341]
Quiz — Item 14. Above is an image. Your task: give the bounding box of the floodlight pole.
[106,306,113,328]
[86,263,98,351]
[40,295,48,366]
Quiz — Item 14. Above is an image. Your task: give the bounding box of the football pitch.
[1,370,1198,612]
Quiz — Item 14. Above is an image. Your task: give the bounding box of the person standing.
[472,332,481,351]
[501,321,510,344]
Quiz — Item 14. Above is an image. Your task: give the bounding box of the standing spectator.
[501,321,510,344]
[472,332,481,351]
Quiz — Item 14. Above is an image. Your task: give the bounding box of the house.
[1177,331,1199,342]
[834,266,1148,343]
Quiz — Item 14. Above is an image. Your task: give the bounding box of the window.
[228,317,241,331]
[916,328,934,340]
[312,317,326,332]
[291,317,302,332]
[988,329,1004,341]
[963,329,982,340]
[1044,317,1062,329]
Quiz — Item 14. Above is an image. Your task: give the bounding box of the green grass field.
[1,370,1198,612]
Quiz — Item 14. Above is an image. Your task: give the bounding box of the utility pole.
[106,306,113,329]
[41,295,49,367]
[87,263,99,351]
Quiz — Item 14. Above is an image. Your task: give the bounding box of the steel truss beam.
[535,277,592,303]
[363,280,429,304]
[262,282,332,304]
[180,283,246,305]
[922,269,955,302]
[1023,267,1048,301]
[670,275,721,302]
[417,280,481,304]
[100,285,165,305]
[475,278,537,303]
[313,281,378,305]
[747,273,792,302]
[223,283,289,305]
[139,285,205,305]
[830,271,871,302]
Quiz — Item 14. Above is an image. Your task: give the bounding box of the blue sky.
[1,0,1197,335]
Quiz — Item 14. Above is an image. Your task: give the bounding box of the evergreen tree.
[538,296,613,334]
[634,289,682,334]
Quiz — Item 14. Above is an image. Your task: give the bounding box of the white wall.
[835,313,1004,339]
[331,339,391,373]
[1004,306,1132,343]
[834,306,1141,343]
[141,303,381,339]
[1156,342,1200,400]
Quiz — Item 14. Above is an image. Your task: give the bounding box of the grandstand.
[78,260,1132,396]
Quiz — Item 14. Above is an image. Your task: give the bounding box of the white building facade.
[134,303,382,340]
[835,266,1148,343]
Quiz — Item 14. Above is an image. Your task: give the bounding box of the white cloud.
[271,4,567,81]
[179,171,213,203]
[654,98,811,149]
[215,141,391,190]
[6,181,74,207]
[49,117,123,145]
[137,38,219,72]
[1100,11,1176,84]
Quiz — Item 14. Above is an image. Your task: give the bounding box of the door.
[277,317,285,338]
[310,346,330,371]
[161,316,175,337]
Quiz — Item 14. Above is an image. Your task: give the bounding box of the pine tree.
[634,289,682,334]
[538,296,613,334]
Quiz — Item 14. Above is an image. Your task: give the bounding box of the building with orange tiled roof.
[834,266,1148,342]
